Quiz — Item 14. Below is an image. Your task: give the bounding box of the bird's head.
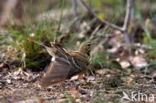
[79,41,93,56]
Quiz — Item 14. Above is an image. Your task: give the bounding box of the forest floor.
[0,64,156,103]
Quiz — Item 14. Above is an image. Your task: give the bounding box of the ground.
[0,65,155,103]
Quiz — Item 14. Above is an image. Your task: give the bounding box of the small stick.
[78,0,134,53]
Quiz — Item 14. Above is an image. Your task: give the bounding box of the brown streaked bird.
[39,41,92,87]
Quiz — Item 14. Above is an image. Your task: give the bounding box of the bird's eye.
[87,44,91,46]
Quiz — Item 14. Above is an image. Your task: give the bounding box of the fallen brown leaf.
[129,56,148,68]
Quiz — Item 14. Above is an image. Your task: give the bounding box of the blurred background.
[0,0,156,71]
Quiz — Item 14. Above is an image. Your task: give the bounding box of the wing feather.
[40,59,71,87]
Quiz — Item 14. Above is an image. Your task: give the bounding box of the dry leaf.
[95,69,109,75]
[126,78,134,85]
[70,74,85,81]
[129,56,148,68]
[0,63,10,73]
[119,60,131,68]
[70,75,79,80]
[69,89,79,99]
[56,98,69,103]
[16,98,46,103]
[86,76,95,82]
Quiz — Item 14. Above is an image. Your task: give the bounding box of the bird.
[39,41,93,87]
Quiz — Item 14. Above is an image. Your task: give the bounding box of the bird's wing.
[50,42,71,59]
[39,58,71,87]
[64,51,90,75]
[68,51,89,65]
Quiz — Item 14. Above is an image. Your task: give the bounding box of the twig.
[71,0,79,17]
[90,24,102,39]
[78,0,134,33]
[78,0,123,32]
[121,0,134,53]
[122,0,134,32]
[78,0,134,52]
